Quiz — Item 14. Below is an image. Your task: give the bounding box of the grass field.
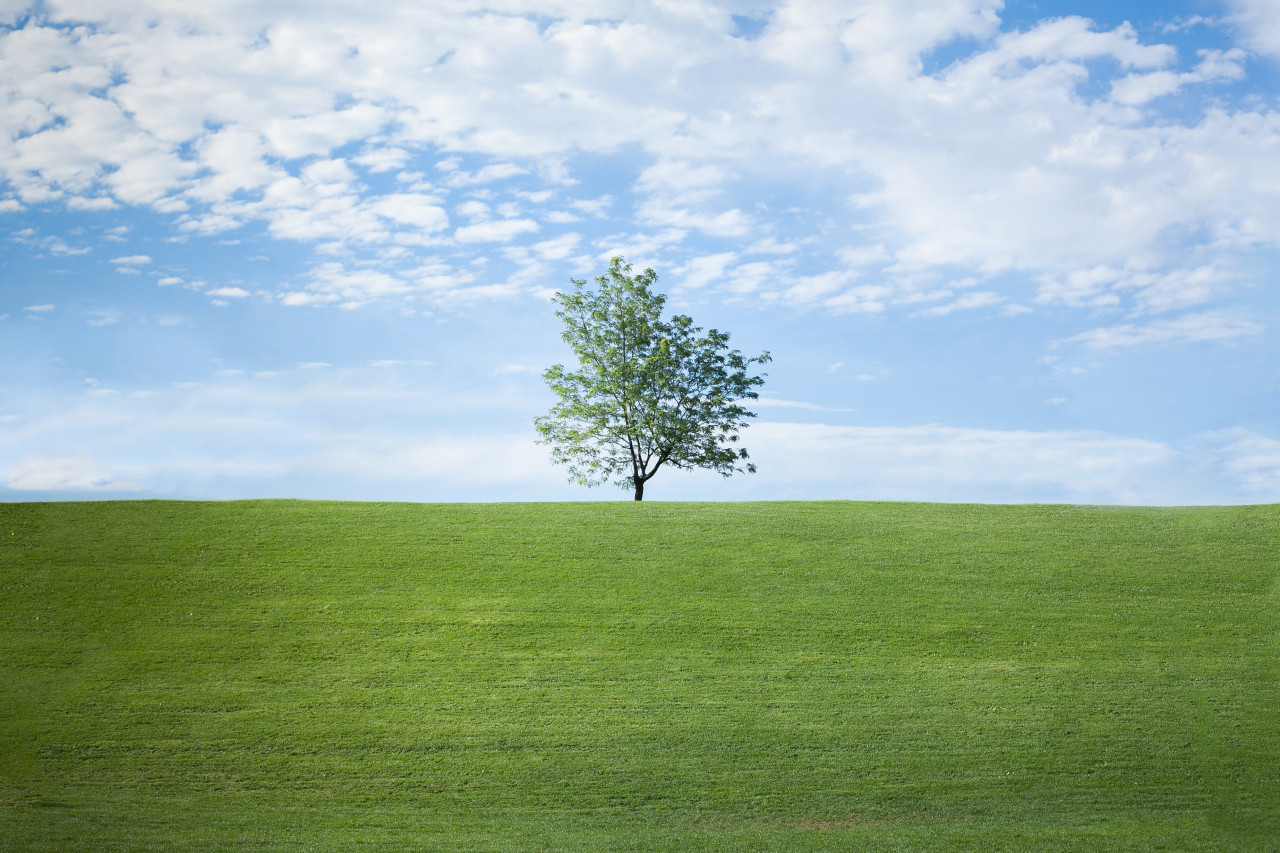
[1,500,1277,851]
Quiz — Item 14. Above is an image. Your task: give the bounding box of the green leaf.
[536,257,769,500]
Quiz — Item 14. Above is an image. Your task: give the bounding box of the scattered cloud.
[445,163,528,186]
[5,2,1267,316]
[1212,428,1280,492]
[743,422,1179,503]
[0,364,1273,503]
[354,147,410,173]
[85,308,123,326]
[370,193,449,230]
[287,262,412,307]
[677,252,738,290]
[1109,49,1244,106]
[368,359,432,368]
[1227,0,1280,58]
[1062,313,1263,350]
[1036,264,1236,314]
[529,233,581,261]
[280,291,341,307]
[1,2,1277,505]
[455,218,539,243]
[752,397,857,413]
[916,291,1004,317]
[68,196,118,211]
[7,456,141,492]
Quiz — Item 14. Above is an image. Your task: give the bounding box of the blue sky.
[2,0,1278,503]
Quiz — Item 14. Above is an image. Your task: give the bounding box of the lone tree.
[535,257,770,501]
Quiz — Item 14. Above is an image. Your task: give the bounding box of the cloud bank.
[1,0,1276,331]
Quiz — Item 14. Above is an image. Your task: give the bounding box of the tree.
[535,257,770,501]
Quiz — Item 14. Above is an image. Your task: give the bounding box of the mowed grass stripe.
[1,500,1276,851]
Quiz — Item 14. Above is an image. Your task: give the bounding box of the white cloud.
[353,146,410,173]
[264,105,388,160]
[677,252,737,290]
[68,196,117,210]
[296,262,412,306]
[722,259,786,295]
[1108,49,1245,105]
[207,286,250,298]
[178,213,242,235]
[530,232,581,260]
[0,367,558,500]
[1212,428,1280,493]
[111,254,152,265]
[456,200,491,221]
[822,284,893,315]
[280,291,340,307]
[7,455,141,492]
[369,193,449,230]
[1036,266,1122,309]
[1063,313,1263,350]
[455,218,539,243]
[368,359,432,368]
[637,201,752,238]
[0,0,1275,324]
[743,421,1178,503]
[1125,265,1236,315]
[916,291,1003,317]
[23,303,54,312]
[570,196,613,218]
[310,433,555,487]
[0,365,1272,503]
[1227,0,1280,58]
[771,270,852,305]
[748,237,801,255]
[752,397,856,413]
[85,307,123,326]
[300,158,357,188]
[445,163,528,186]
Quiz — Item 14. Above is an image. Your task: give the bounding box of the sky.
[1,0,1278,504]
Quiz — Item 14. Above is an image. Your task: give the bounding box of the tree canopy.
[535,257,770,501]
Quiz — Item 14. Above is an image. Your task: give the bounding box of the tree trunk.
[634,479,644,501]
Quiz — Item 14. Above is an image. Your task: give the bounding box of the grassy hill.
[1,500,1277,851]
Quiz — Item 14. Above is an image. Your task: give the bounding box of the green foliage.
[2,500,1277,850]
[535,257,770,499]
